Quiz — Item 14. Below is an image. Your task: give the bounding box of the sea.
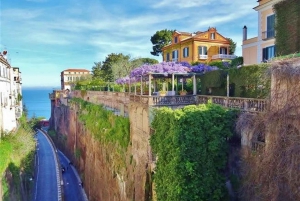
[22,87,57,120]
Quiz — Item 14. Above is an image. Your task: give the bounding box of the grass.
[0,122,36,200]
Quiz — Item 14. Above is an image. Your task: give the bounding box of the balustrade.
[66,91,269,113]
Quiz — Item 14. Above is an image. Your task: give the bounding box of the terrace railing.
[63,91,268,113]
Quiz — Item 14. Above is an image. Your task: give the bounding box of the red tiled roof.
[63,69,90,72]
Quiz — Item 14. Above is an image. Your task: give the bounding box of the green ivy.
[274,0,300,56]
[199,63,270,98]
[200,70,227,96]
[70,98,130,171]
[150,104,237,201]
[229,63,270,98]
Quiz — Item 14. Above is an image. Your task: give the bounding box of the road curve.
[58,151,88,201]
[34,131,59,201]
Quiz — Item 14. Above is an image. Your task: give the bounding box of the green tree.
[136,57,159,64]
[111,56,148,80]
[101,53,130,81]
[227,38,237,55]
[150,29,173,56]
[91,62,104,79]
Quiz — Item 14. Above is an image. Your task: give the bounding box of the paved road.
[34,131,59,201]
[58,151,87,201]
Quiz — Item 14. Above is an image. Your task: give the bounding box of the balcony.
[262,29,275,40]
[212,54,237,60]
[199,55,208,60]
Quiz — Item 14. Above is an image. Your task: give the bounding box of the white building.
[60,69,90,90]
[0,51,23,133]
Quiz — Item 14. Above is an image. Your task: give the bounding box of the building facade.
[60,69,90,90]
[242,0,281,65]
[0,51,23,132]
[162,27,236,63]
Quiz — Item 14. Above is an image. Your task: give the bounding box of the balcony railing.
[262,29,275,40]
[172,58,178,62]
[212,54,237,60]
[199,55,208,59]
[68,90,268,113]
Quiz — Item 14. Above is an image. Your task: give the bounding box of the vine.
[70,98,130,171]
[274,0,300,56]
[150,104,237,201]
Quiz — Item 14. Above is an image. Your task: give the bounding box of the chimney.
[243,25,247,41]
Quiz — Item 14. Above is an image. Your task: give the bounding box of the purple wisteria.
[115,61,219,84]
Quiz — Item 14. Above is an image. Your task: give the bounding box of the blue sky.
[1,0,258,87]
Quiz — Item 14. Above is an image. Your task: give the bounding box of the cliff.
[49,98,153,201]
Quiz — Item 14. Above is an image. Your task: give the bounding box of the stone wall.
[50,94,153,201]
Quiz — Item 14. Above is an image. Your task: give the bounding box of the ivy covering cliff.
[70,98,130,171]
[150,103,237,201]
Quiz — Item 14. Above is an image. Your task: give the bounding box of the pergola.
[130,72,204,96]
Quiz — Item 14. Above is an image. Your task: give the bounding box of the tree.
[111,56,145,80]
[136,57,159,64]
[150,29,173,56]
[227,38,237,55]
[91,62,103,79]
[101,53,130,82]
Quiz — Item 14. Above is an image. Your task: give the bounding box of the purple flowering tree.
[116,62,219,84]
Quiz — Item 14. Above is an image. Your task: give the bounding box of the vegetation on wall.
[70,98,130,170]
[199,63,271,98]
[150,104,237,201]
[0,115,36,201]
[237,57,300,200]
[274,0,300,56]
[200,70,227,96]
[229,63,271,98]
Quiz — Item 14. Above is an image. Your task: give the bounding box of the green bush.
[229,63,270,98]
[150,104,237,201]
[200,70,226,96]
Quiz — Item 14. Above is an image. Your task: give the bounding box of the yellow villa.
[162,27,236,63]
[242,0,281,65]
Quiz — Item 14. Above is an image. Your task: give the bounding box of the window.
[262,45,276,61]
[172,50,178,61]
[198,46,208,59]
[198,46,207,55]
[266,14,275,38]
[174,37,178,43]
[183,47,189,58]
[210,33,215,40]
[220,47,227,54]
[166,53,170,61]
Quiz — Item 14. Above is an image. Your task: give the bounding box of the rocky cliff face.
[49,101,152,201]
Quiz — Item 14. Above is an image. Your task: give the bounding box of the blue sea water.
[22,87,55,119]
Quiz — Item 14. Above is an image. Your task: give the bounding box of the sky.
[0,0,258,87]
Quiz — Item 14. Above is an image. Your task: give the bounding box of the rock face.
[49,99,153,201]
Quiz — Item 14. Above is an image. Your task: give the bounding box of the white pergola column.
[172,73,175,94]
[148,74,152,96]
[193,75,196,95]
[134,83,137,95]
[140,76,143,95]
[227,73,229,97]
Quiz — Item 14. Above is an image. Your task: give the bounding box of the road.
[34,130,59,201]
[58,151,87,201]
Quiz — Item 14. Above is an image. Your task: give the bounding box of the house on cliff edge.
[0,50,23,132]
[61,69,91,90]
[161,27,236,63]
